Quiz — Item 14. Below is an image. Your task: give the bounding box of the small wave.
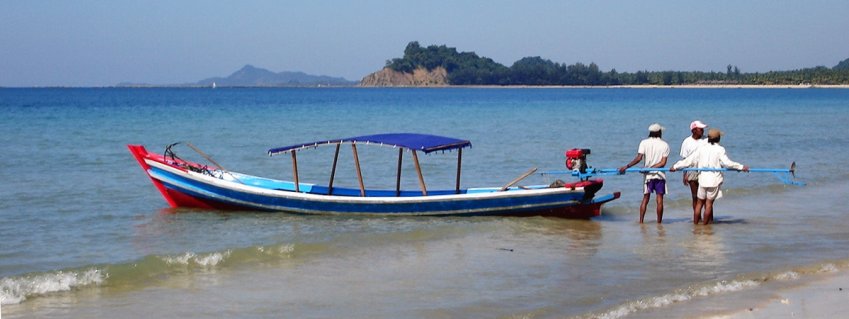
[583,263,848,319]
[586,279,760,319]
[0,242,300,305]
[774,271,800,281]
[0,268,105,305]
[257,243,295,255]
[693,280,759,297]
[162,251,231,268]
[818,263,838,273]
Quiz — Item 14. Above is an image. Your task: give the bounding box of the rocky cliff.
[359,67,448,87]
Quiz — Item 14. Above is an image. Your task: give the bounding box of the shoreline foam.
[711,268,849,319]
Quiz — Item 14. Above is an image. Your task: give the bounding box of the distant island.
[360,41,849,87]
[118,65,357,88]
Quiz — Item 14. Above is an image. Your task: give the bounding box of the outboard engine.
[565,148,591,174]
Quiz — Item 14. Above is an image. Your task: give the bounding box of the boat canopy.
[268,133,472,156]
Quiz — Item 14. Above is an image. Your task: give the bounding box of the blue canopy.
[268,133,472,156]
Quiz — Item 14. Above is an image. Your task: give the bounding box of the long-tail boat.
[128,133,619,218]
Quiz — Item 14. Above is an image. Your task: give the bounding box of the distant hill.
[116,65,356,87]
[835,58,849,71]
[196,65,356,87]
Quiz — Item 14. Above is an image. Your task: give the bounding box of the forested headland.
[378,41,849,86]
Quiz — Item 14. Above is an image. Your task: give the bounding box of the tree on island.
[834,58,849,71]
[384,41,849,86]
[387,41,510,85]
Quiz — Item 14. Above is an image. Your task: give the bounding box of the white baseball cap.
[648,123,664,132]
[690,120,707,130]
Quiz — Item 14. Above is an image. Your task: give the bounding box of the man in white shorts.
[671,128,749,224]
[619,123,670,223]
[680,120,707,212]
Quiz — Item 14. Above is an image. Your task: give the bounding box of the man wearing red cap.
[680,120,708,213]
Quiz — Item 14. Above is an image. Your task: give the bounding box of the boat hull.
[129,145,619,218]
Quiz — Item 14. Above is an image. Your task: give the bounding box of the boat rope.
[164,142,244,184]
[184,142,244,184]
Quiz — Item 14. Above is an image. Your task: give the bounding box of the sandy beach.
[714,269,849,319]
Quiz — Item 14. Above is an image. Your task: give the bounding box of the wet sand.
[717,270,849,318]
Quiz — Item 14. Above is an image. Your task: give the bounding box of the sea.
[1,87,848,318]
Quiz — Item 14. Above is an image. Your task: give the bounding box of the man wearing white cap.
[680,120,708,213]
[619,123,670,223]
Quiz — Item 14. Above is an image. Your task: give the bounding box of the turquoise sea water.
[1,88,849,318]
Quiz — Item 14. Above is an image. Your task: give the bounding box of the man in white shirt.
[671,128,749,224]
[680,120,708,212]
[619,123,670,223]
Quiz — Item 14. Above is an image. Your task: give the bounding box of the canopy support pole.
[500,167,538,191]
[396,148,403,197]
[328,143,340,195]
[352,143,366,197]
[455,148,462,194]
[411,150,427,196]
[291,151,300,193]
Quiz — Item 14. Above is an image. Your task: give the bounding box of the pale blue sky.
[1,1,847,87]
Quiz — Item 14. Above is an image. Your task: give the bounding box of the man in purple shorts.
[619,123,670,223]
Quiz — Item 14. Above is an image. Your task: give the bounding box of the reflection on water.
[635,224,673,263]
[640,223,667,239]
[686,225,729,270]
[514,218,603,257]
[545,219,602,240]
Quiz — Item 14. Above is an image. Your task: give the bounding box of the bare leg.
[656,194,664,223]
[694,198,704,224]
[639,194,650,223]
[708,183,722,224]
[688,181,699,211]
[703,199,715,225]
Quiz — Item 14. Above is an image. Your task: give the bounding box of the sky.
[1,1,848,87]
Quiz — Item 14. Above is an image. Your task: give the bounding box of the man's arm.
[651,156,668,169]
[670,151,696,172]
[719,153,748,172]
[619,153,644,174]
